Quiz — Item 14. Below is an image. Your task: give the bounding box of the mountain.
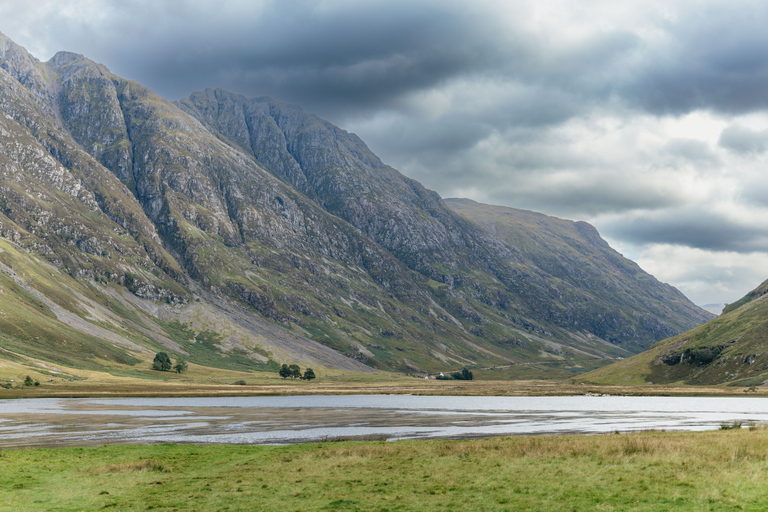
[0,32,713,379]
[443,199,711,350]
[577,279,768,386]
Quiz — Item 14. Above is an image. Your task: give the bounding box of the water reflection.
[0,395,767,448]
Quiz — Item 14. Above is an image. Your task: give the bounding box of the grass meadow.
[3,427,768,511]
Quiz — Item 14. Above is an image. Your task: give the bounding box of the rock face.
[444,199,712,348]
[0,32,714,376]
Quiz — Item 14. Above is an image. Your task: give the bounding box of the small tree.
[289,364,301,380]
[302,368,316,381]
[24,375,34,386]
[152,352,172,371]
[279,364,292,379]
[173,359,188,374]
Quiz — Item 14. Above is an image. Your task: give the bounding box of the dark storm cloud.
[1,0,641,124]
[7,1,768,123]
[20,0,511,121]
[623,3,768,115]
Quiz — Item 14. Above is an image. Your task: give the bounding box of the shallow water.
[1,395,767,447]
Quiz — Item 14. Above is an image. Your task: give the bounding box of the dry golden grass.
[91,458,169,474]
[2,347,765,398]
[1,374,763,399]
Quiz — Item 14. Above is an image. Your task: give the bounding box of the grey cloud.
[358,89,584,170]
[739,177,768,207]
[661,138,721,167]
[600,210,768,253]
[1,1,636,123]
[8,1,768,121]
[623,3,768,115]
[482,179,684,219]
[39,0,510,121]
[718,125,768,154]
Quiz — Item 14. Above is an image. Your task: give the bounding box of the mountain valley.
[0,32,715,383]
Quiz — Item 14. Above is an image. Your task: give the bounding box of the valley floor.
[0,372,765,399]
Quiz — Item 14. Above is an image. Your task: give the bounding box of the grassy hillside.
[577,279,768,386]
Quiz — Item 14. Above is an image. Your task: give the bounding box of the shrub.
[123,272,137,293]
[173,359,188,374]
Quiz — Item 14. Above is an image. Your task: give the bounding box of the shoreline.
[0,378,764,399]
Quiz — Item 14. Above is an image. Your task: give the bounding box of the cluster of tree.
[436,368,474,381]
[152,352,188,373]
[279,364,316,381]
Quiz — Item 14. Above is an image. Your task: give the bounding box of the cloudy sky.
[2,0,768,307]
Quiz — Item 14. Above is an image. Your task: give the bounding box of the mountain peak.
[48,50,86,68]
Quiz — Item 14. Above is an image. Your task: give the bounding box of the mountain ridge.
[0,32,713,380]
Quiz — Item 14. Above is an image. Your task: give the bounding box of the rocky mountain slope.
[578,279,768,386]
[0,32,713,379]
[444,199,711,350]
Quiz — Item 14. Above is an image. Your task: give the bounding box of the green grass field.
[3,427,768,511]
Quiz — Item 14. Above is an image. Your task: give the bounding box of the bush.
[123,272,137,293]
[173,359,188,374]
[234,380,247,386]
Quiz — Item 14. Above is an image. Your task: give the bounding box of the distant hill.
[0,32,713,380]
[576,279,768,386]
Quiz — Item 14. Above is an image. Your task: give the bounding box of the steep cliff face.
[177,89,519,279]
[0,33,714,378]
[177,89,712,349]
[0,43,179,294]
